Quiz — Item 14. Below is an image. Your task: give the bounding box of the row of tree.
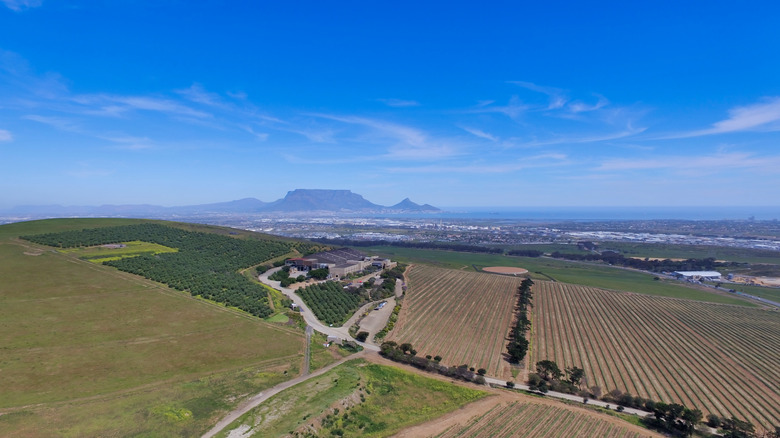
[527,359,584,395]
[23,224,299,318]
[297,281,363,325]
[506,278,534,364]
[379,341,486,384]
[524,359,778,438]
[548,251,739,273]
[312,238,503,254]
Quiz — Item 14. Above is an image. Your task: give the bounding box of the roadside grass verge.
[309,331,353,372]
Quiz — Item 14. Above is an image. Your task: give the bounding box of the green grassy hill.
[0,219,305,437]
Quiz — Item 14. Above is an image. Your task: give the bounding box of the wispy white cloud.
[469,96,530,119]
[598,152,780,172]
[461,126,498,141]
[279,126,337,143]
[227,90,248,100]
[313,114,426,146]
[175,83,224,107]
[388,153,568,174]
[509,125,646,148]
[0,49,69,99]
[2,0,41,11]
[312,113,461,159]
[100,135,154,150]
[73,94,212,119]
[666,97,780,138]
[386,142,458,160]
[0,129,12,141]
[282,153,378,166]
[377,98,420,107]
[24,115,157,150]
[568,94,609,113]
[241,126,269,141]
[23,114,82,131]
[509,81,568,109]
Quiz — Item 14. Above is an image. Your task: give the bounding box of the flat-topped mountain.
[266,189,383,212]
[3,189,440,218]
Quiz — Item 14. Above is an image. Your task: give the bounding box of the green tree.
[680,408,703,437]
[309,268,329,280]
[535,360,562,380]
[721,417,755,438]
[707,414,722,428]
[565,366,584,387]
[527,373,548,393]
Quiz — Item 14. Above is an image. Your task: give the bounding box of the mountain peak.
[390,198,441,212]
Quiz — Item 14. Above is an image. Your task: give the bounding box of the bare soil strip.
[482,266,529,275]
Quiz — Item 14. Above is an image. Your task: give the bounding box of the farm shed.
[673,271,722,281]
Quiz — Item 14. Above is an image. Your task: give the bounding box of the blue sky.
[1,1,779,209]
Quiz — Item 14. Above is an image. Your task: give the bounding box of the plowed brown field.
[387,265,520,378]
[532,281,780,429]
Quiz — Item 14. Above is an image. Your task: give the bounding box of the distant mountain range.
[3,189,440,218]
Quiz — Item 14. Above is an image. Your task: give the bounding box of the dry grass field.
[531,281,780,429]
[387,265,521,377]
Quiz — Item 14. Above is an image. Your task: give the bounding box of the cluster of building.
[285,247,396,279]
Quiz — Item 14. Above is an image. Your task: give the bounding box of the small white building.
[673,271,722,281]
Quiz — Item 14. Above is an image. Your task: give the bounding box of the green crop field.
[0,220,306,437]
[216,358,487,438]
[359,245,754,306]
[59,239,179,262]
[726,283,780,303]
[597,241,780,265]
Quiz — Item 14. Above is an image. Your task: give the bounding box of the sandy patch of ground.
[23,251,43,256]
[630,256,687,262]
[358,297,396,340]
[483,266,529,275]
[733,275,780,287]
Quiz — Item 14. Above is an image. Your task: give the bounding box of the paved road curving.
[259,268,380,351]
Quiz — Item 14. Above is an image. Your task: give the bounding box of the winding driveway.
[258,268,380,352]
[205,270,672,438]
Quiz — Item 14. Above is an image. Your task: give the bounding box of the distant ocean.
[392,206,780,221]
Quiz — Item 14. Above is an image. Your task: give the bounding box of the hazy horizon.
[2,2,779,209]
